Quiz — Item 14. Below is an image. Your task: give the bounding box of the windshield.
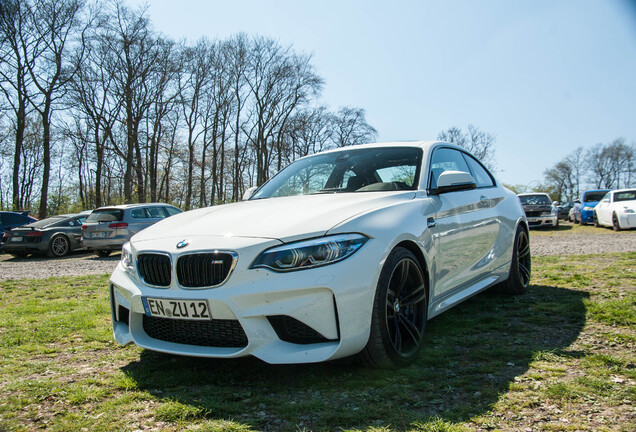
[251,147,423,199]
[518,195,552,206]
[86,209,123,222]
[614,190,636,202]
[583,191,608,202]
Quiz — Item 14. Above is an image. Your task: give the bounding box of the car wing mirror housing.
[432,171,477,195]
[242,186,258,201]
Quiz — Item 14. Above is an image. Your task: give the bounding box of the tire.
[493,225,531,295]
[612,213,622,231]
[358,247,428,368]
[593,212,600,227]
[96,249,111,257]
[48,235,70,258]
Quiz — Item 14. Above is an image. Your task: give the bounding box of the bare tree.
[0,0,33,210]
[331,106,377,148]
[438,124,496,169]
[21,0,90,218]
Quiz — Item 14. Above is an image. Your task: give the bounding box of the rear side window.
[130,208,147,219]
[462,153,495,188]
[146,206,166,219]
[86,209,124,222]
[164,206,181,216]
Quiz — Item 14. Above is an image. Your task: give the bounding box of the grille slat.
[177,253,235,288]
[137,253,171,287]
[143,315,248,347]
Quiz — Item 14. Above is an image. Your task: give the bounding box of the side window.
[146,206,166,219]
[5,213,27,225]
[164,206,181,217]
[462,153,495,188]
[76,216,87,224]
[429,148,470,189]
[130,208,147,219]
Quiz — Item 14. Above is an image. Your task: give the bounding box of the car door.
[427,147,502,299]
[595,193,612,226]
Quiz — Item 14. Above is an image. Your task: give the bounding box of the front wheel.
[493,225,531,295]
[612,213,622,231]
[359,247,428,368]
[593,212,600,227]
[48,235,70,257]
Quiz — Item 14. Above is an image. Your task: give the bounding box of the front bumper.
[526,215,558,228]
[109,235,381,364]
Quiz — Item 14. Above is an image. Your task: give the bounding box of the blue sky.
[133,0,636,187]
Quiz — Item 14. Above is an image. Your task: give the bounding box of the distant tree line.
[0,0,378,217]
[509,138,636,202]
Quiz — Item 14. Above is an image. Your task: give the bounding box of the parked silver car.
[81,203,182,257]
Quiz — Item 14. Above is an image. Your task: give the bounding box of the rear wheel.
[359,247,428,368]
[612,213,622,231]
[48,235,70,257]
[493,225,531,295]
[96,249,111,257]
[593,212,600,227]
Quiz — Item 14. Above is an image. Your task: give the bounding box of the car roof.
[93,203,174,210]
[295,140,450,159]
[517,193,550,197]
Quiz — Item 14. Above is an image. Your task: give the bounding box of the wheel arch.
[393,239,430,302]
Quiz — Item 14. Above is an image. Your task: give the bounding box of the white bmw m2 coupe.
[109,141,530,368]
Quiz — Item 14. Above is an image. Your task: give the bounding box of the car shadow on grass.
[121,284,589,431]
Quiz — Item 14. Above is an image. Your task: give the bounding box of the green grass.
[0,252,634,431]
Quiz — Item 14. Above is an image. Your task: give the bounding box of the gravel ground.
[0,231,634,281]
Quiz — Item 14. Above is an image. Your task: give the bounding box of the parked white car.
[593,189,636,230]
[109,141,530,367]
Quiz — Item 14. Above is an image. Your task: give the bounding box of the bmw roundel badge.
[176,239,189,249]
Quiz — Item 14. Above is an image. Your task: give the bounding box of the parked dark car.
[1,211,37,252]
[556,201,576,220]
[517,193,558,228]
[2,213,88,258]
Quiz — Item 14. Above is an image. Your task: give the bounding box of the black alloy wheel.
[612,213,621,231]
[49,235,70,257]
[359,247,428,368]
[493,225,531,295]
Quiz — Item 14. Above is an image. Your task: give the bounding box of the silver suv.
[81,203,182,257]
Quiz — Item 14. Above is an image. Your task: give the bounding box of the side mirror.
[242,186,258,201]
[432,171,477,195]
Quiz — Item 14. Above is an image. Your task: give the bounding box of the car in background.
[1,211,37,252]
[109,141,531,368]
[82,203,182,257]
[593,189,636,230]
[568,200,581,222]
[579,189,610,224]
[557,201,576,220]
[2,213,88,258]
[517,193,558,228]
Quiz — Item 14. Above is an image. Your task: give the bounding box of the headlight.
[623,207,635,214]
[121,242,133,270]
[251,234,368,272]
[583,206,594,211]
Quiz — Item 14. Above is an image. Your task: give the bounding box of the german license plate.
[10,237,22,242]
[142,297,211,320]
[92,232,106,238]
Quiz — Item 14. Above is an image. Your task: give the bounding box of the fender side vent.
[267,315,337,345]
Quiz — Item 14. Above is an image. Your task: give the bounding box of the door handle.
[427,217,436,228]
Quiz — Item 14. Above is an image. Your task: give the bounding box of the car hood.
[132,192,416,243]
[582,201,600,207]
